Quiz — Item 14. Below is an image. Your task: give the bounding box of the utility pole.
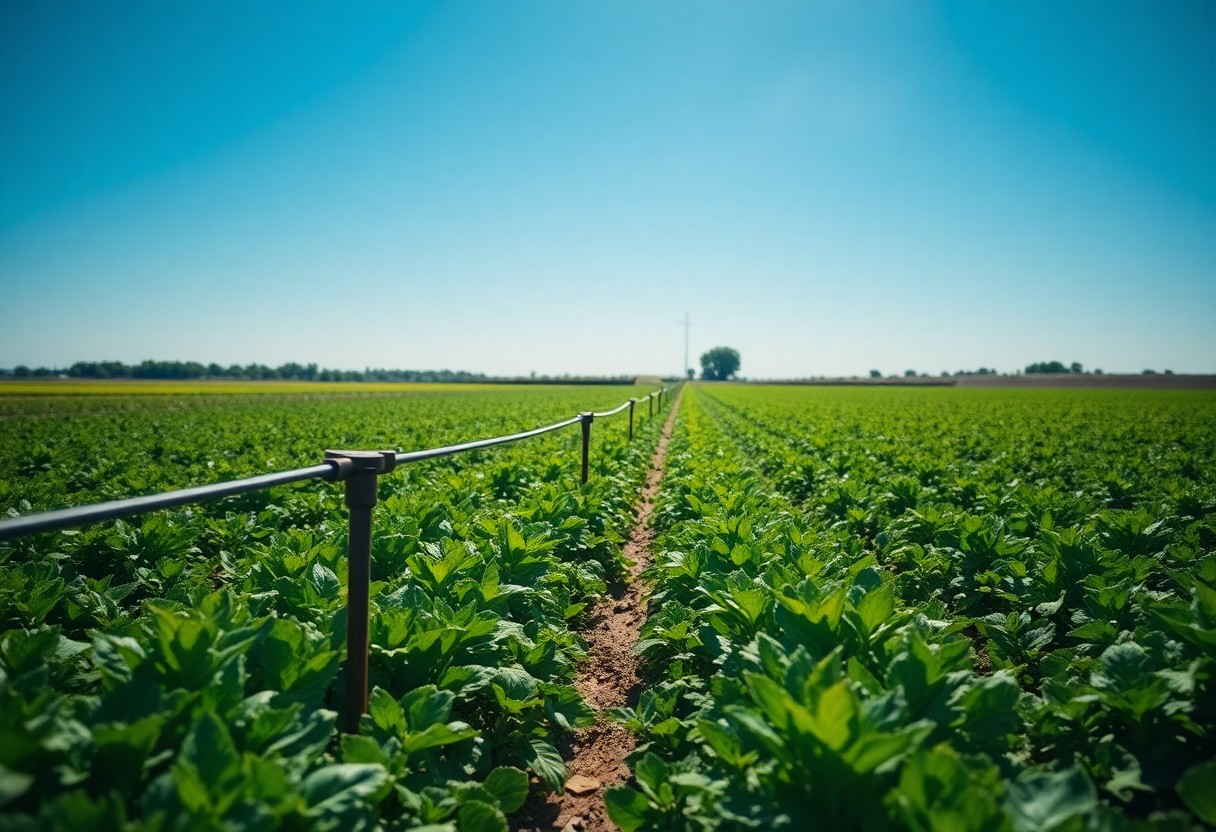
[681,313,691,380]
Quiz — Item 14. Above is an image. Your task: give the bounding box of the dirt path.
[517,390,682,832]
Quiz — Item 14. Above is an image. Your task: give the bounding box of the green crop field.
[0,380,504,397]
[609,385,1216,830]
[0,385,665,830]
[1,383,1214,831]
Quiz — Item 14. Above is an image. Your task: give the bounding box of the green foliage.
[619,385,1215,830]
[0,385,666,827]
[699,347,740,381]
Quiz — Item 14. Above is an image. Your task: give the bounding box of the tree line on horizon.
[1022,361,1176,375]
[0,356,1185,383]
[0,360,634,384]
[0,360,486,382]
[883,362,1176,378]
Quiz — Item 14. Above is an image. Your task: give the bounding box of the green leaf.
[605,786,652,832]
[1005,767,1096,832]
[0,764,34,808]
[341,734,388,765]
[543,685,595,730]
[634,753,670,802]
[301,763,388,817]
[813,680,857,751]
[403,685,455,730]
[310,563,340,600]
[1177,760,1216,824]
[492,666,540,703]
[265,707,337,763]
[1067,620,1118,643]
[439,664,497,695]
[172,761,211,814]
[368,686,405,733]
[92,634,145,685]
[484,766,529,813]
[0,627,62,672]
[894,747,1004,832]
[522,739,565,792]
[173,711,241,813]
[727,707,786,757]
[955,671,1021,750]
[1093,642,1150,692]
[244,757,291,804]
[856,583,895,634]
[457,799,509,832]
[401,722,478,754]
[697,720,749,767]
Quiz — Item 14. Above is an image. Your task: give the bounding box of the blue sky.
[1,1,1213,377]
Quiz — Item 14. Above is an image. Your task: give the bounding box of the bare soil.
[515,391,682,832]
[744,374,1216,390]
[952,374,1216,390]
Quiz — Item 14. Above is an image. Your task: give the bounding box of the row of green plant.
[0,386,666,830]
[608,385,1215,830]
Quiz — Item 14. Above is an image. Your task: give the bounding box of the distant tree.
[1026,361,1068,374]
[1143,369,1157,375]
[1070,362,1083,373]
[940,371,951,377]
[14,365,30,378]
[904,369,917,377]
[1094,368,1103,375]
[700,347,740,381]
[1165,369,1175,375]
[869,369,882,378]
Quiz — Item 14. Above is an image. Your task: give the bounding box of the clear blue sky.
[1,1,1213,377]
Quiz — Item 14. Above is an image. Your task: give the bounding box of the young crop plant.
[609,385,1216,830]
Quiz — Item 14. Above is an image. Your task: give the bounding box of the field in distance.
[0,378,602,396]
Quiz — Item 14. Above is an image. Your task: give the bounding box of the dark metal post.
[659,389,664,411]
[628,398,637,441]
[579,412,594,485]
[648,394,653,418]
[326,449,395,734]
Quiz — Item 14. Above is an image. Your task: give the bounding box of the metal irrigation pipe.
[591,401,631,418]
[0,463,338,541]
[393,415,582,465]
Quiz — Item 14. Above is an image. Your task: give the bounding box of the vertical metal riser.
[579,412,594,485]
[326,449,394,734]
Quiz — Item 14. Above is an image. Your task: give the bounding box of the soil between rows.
[516,391,682,832]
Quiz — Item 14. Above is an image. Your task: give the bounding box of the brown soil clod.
[516,391,682,832]
[565,775,601,796]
